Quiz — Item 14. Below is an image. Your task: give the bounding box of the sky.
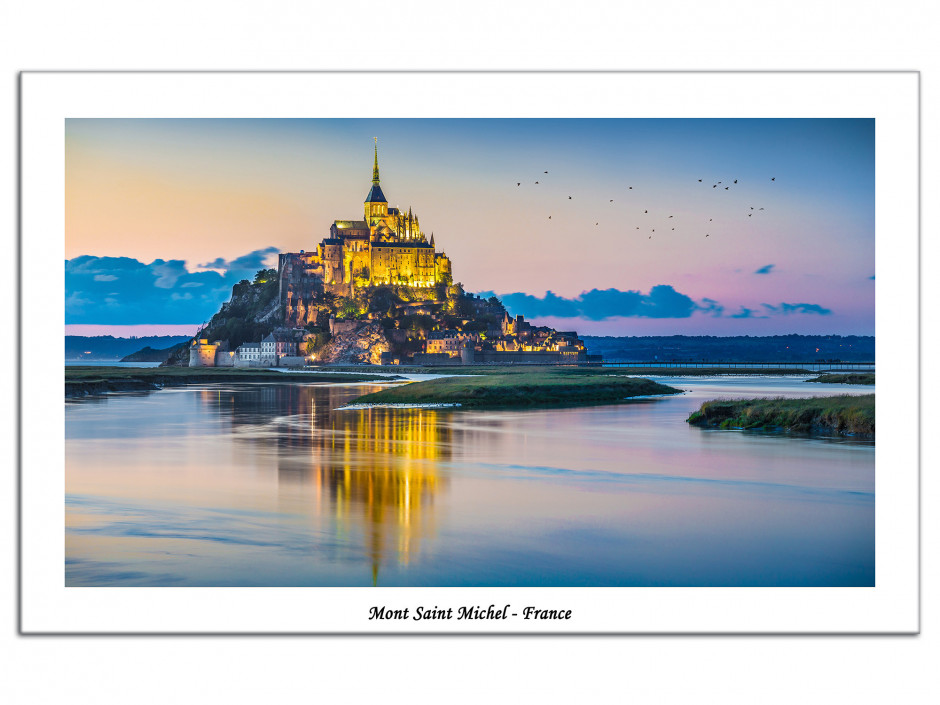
[65,118,875,337]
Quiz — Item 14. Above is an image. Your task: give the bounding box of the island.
[346,367,681,409]
[686,394,874,436]
[806,373,875,385]
[153,144,597,370]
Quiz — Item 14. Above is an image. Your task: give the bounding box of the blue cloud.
[478,286,834,322]
[481,285,699,320]
[782,302,832,315]
[754,264,775,274]
[731,306,768,319]
[199,247,279,272]
[65,248,278,325]
[762,302,832,316]
[698,298,725,318]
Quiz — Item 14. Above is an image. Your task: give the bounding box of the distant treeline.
[582,334,874,362]
[65,335,192,361]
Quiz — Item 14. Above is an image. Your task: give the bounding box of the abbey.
[279,142,452,326]
[173,142,595,368]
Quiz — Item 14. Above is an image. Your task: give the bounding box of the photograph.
[6,4,936,702]
[63,116,876,589]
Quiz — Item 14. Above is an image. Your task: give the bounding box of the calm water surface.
[66,361,163,367]
[65,376,874,586]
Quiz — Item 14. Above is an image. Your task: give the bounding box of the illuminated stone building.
[425,330,480,356]
[279,141,453,326]
[189,337,235,367]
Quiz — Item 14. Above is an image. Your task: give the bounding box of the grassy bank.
[348,369,681,409]
[65,366,395,398]
[687,394,875,436]
[806,373,875,385]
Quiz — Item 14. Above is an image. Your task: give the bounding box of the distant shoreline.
[65,366,397,398]
[806,373,875,385]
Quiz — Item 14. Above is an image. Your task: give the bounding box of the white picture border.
[21,71,918,633]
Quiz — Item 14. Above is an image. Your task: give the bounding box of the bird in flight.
[706,234,710,237]
[549,216,552,219]
[544,171,549,174]
[759,207,765,210]
[568,196,572,199]
[725,187,729,190]
[517,182,520,186]
[629,186,633,190]
[748,213,752,217]
[709,218,713,221]
[535,181,539,184]
[644,210,648,214]
[713,185,717,188]
[771,177,776,181]
[698,179,703,182]
[610,199,614,202]
[734,179,738,184]
[595,222,599,226]
[668,215,673,218]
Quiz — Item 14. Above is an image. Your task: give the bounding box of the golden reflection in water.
[200,384,449,584]
[311,406,446,585]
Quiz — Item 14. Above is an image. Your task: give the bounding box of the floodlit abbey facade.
[279,143,453,325]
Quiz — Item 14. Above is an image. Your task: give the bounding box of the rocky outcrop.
[316,322,390,365]
[161,276,281,366]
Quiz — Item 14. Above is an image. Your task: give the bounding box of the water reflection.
[197,384,451,584]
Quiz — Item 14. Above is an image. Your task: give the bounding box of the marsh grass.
[687,394,875,436]
[806,373,875,385]
[349,370,681,409]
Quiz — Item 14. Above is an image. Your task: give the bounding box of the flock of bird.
[516,171,777,240]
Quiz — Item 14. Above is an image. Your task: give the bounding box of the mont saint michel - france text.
[368,605,573,621]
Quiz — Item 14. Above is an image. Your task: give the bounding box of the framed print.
[20,71,918,633]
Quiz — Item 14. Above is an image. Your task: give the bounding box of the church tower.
[364,138,388,222]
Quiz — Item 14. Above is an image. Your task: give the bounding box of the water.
[65,376,875,587]
[66,361,162,367]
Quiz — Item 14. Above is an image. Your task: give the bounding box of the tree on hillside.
[254,268,277,284]
[336,296,360,320]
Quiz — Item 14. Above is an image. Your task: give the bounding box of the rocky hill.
[121,344,186,362]
[161,270,281,366]
[159,265,509,366]
[316,322,391,365]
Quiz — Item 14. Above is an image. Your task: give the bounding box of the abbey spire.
[372,137,380,184]
[364,137,388,219]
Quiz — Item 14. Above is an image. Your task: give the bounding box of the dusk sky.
[65,118,875,337]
